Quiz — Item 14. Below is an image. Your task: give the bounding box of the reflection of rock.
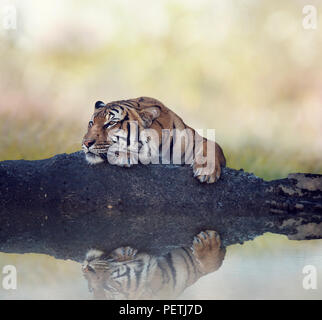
[82,230,225,300]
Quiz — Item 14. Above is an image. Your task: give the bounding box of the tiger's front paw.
[191,230,226,274]
[193,161,222,184]
[109,246,138,262]
[107,149,133,167]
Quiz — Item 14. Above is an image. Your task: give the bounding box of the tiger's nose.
[84,139,96,148]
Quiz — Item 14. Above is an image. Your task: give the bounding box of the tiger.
[82,230,226,300]
[82,97,226,183]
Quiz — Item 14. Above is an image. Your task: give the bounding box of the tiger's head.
[82,100,160,165]
[82,249,137,300]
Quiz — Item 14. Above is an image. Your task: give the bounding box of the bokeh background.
[0,0,321,299]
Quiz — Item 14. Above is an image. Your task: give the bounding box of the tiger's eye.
[89,120,94,127]
[103,121,117,129]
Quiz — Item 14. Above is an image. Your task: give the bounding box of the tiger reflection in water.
[82,230,225,300]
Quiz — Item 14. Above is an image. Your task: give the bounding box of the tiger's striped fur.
[82,230,225,300]
[82,97,226,183]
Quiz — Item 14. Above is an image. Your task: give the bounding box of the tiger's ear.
[138,107,160,128]
[95,101,105,109]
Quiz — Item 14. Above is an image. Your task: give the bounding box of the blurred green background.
[0,0,321,300]
[0,0,321,179]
